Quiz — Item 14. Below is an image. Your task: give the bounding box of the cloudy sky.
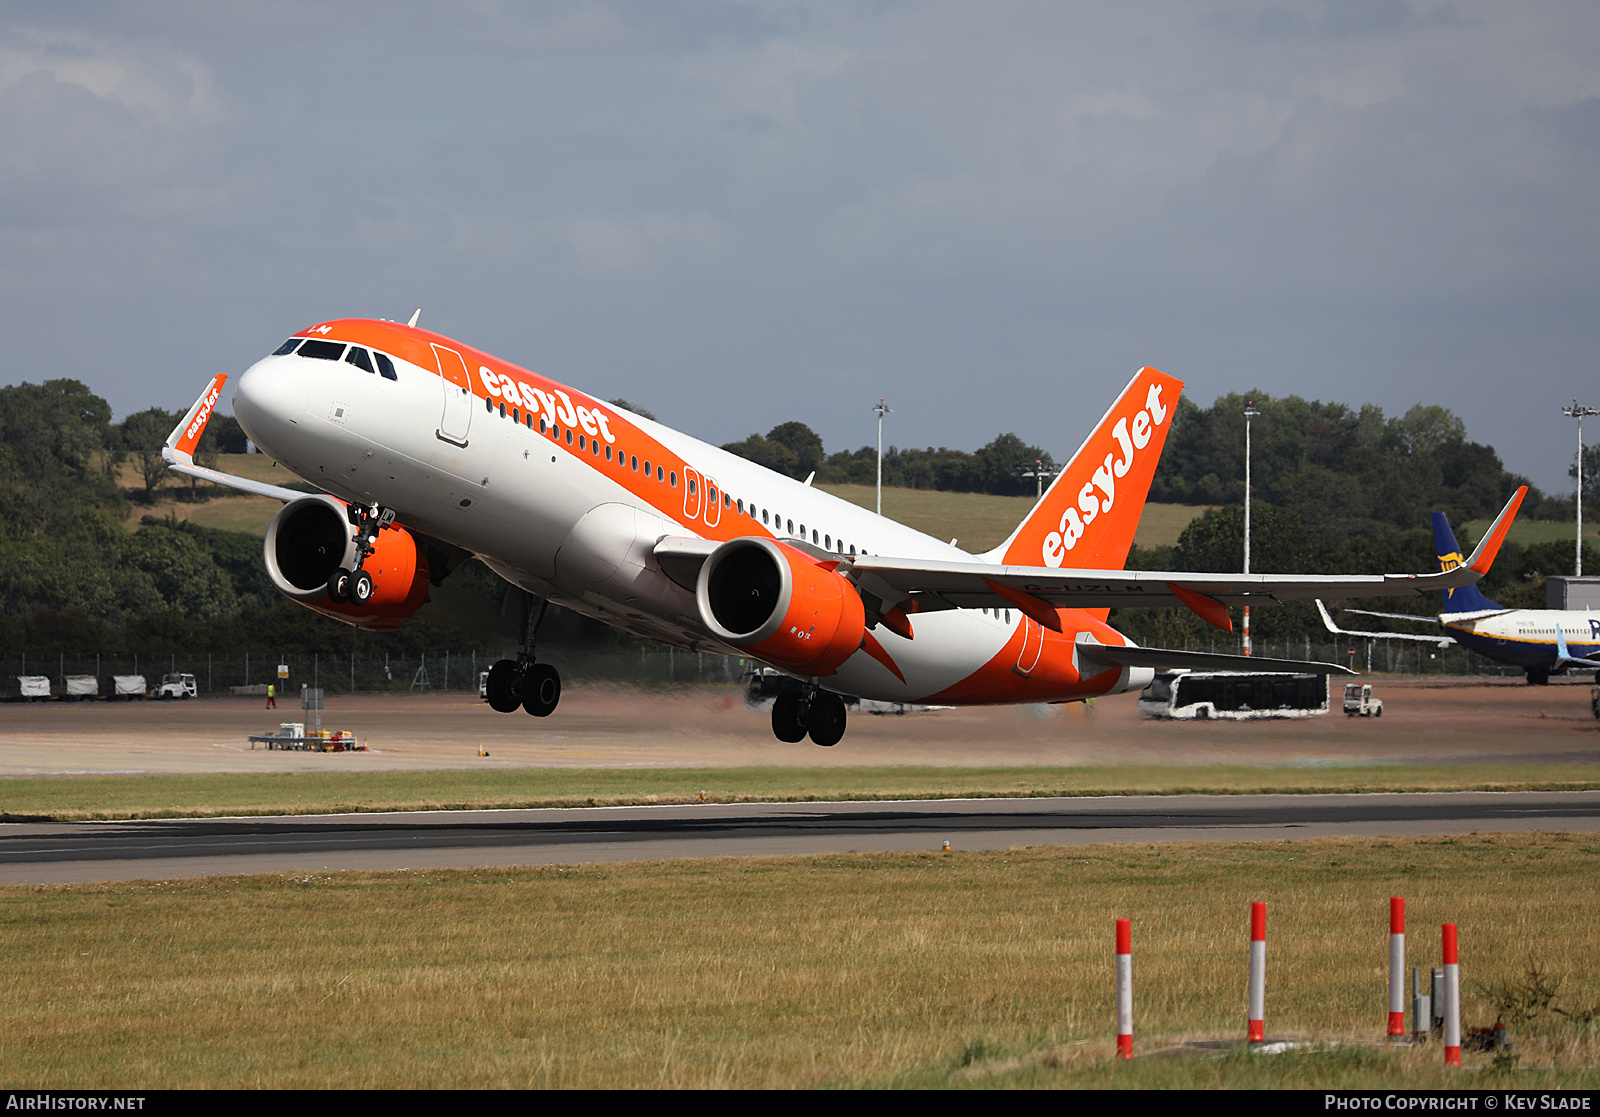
[3,1,1598,491]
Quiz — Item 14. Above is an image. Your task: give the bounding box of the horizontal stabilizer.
[1076,637,1355,676]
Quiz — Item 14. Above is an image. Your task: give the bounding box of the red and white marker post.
[1443,923,1461,1067]
[1248,901,1266,1043]
[1116,918,1133,1060]
[1388,897,1406,1038]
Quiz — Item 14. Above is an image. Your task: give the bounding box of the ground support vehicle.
[111,675,146,700]
[1343,683,1384,717]
[1139,671,1330,720]
[153,673,198,699]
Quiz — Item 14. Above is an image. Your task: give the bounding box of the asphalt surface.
[4,790,1598,884]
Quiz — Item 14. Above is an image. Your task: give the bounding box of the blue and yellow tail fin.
[1433,511,1501,612]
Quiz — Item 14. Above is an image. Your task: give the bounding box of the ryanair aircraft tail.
[1433,511,1502,613]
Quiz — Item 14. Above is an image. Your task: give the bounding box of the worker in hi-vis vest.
[266,683,276,709]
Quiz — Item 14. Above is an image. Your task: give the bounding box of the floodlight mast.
[874,398,892,516]
[1243,401,1261,656]
[1563,401,1599,577]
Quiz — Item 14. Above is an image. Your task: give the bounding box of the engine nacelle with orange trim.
[263,495,430,631]
[696,537,866,675]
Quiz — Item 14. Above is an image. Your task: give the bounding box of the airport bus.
[1137,670,1330,720]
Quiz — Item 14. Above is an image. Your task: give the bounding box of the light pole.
[874,398,892,515]
[1243,400,1260,656]
[1563,401,1598,577]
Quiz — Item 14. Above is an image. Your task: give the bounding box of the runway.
[4,790,1598,884]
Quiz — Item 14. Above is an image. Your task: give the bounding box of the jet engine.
[695,537,865,675]
[263,495,430,631]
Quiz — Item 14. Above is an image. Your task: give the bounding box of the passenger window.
[670,471,677,488]
[579,435,586,450]
[512,408,520,423]
[298,339,346,361]
[787,519,794,534]
[825,535,831,550]
[565,429,573,445]
[485,397,495,413]
[762,510,769,525]
[631,455,639,472]
[605,445,612,460]
[375,352,398,381]
[689,478,697,495]
[272,339,302,356]
[812,529,819,544]
[656,465,664,482]
[643,459,651,476]
[345,347,375,374]
[592,439,599,456]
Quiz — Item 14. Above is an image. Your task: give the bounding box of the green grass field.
[5,763,1599,822]
[5,834,1595,1088]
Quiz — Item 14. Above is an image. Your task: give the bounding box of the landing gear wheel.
[771,691,808,743]
[327,567,352,604]
[1527,668,1551,686]
[350,569,374,606]
[807,692,847,748]
[522,663,561,717]
[484,659,522,713]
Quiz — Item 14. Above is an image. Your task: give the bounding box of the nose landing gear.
[326,503,391,606]
[484,594,562,719]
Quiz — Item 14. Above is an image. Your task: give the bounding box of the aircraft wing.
[161,374,311,502]
[847,487,1524,629]
[1315,601,1455,647]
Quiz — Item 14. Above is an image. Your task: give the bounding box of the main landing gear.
[772,686,847,747]
[1526,667,1551,686]
[484,595,562,718]
[326,503,394,607]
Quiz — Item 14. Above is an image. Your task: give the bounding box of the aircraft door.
[434,344,473,446]
[1012,616,1044,678]
[682,467,703,521]
[704,476,722,527]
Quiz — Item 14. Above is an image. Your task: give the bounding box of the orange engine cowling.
[695,537,865,675]
[262,495,430,631]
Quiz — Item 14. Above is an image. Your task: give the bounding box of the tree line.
[0,376,1587,660]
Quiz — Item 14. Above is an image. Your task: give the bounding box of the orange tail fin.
[985,367,1182,572]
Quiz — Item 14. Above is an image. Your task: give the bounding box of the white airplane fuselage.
[232,318,1152,706]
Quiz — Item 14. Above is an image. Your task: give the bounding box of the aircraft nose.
[233,356,309,456]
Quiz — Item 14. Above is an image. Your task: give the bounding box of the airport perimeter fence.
[0,645,754,699]
[0,636,1543,700]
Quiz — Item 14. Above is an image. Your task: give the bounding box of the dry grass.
[815,484,1205,552]
[2,834,1596,1088]
[116,453,314,534]
[6,763,1600,822]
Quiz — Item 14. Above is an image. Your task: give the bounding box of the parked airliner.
[1318,512,1600,685]
[164,316,1525,745]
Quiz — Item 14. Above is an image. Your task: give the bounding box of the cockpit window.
[345,347,375,374]
[374,352,398,381]
[272,339,302,356]
[298,339,346,361]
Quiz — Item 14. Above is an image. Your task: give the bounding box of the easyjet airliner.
[164,315,1525,745]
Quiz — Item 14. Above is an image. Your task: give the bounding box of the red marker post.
[1116,918,1133,1060]
[1443,923,1461,1067]
[1388,897,1406,1038]
[1248,902,1266,1043]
